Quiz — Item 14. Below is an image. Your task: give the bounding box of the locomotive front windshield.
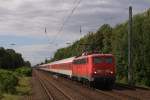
[93,57,113,64]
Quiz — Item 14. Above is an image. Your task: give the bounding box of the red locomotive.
[39,53,116,88]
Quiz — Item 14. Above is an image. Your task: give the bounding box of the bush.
[145,77,150,86]
[15,67,32,77]
[0,70,18,93]
[0,91,2,99]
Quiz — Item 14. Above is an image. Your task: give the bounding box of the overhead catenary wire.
[49,0,82,45]
[58,0,82,34]
[44,0,132,46]
[47,0,130,46]
[43,0,81,45]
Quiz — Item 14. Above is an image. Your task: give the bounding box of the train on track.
[39,53,116,88]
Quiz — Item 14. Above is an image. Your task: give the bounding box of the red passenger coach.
[39,53,116,88]
[40,57,75,77]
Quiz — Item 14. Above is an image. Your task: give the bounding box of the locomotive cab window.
[93,57,113,64]
[93,57,103,64]
[105,57,113,64]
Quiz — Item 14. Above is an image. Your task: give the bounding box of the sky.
[0,0,150,65]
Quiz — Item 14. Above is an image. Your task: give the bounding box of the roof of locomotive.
[89,53,113,57]
[74,53,113,59]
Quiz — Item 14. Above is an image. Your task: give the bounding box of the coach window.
[73,60,79,64]
[78,59,82,64]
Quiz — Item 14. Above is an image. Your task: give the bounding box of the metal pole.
[128,6,134,86]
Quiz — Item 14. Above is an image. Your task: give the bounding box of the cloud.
[0,0,149,36]
[14,44,56,65]
[0,0,76,36]
[0,0,150,65]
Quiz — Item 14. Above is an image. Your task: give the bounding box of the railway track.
[33,69,150,100]
[95,89,140,100]
[39,70,116,100]
[112,84,150,100]
[57,76,140,100]
[40,70,133,100]
[94,82,150,100]
[39,71,92,100]
[43,73,138,100]
[115,83,150,90]
[46,70,150,100]
[35,70,73,100]
[37,73,54,100]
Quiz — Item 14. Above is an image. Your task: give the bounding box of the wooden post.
[128,6,134,86]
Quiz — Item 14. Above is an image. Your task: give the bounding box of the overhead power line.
[49,0,82,45]
[43,0,82,45]
[58,0,82,35]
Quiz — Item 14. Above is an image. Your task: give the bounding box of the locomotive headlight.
[106,70,113,74]
[110,71,113,74]
[94,71,97,74]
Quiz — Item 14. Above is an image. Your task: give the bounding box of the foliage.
[0,67,32,100]
[0,48,31,69]
[1,94,22,100]
[15,67,32,77]
[47,9,150,86]
[0,70,18,94]
[16,77,31,95]
[0,91,2,99]
[1,77,31,100]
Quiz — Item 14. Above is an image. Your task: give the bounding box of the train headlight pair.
[94,70,102,74]
[94,70,113,74]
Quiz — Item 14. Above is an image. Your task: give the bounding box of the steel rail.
[41,74,74,100]
[38,70,73,100]
[35,71,54,100]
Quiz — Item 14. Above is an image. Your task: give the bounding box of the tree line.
[0,47,32,97]
[45,9,150,86]
[0,47,31,69]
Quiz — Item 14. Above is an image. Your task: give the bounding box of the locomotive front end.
[91,54,116,87]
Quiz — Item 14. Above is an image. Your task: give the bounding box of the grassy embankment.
[0,67,32,100]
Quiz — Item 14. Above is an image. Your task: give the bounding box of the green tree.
[0,47,31,69]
